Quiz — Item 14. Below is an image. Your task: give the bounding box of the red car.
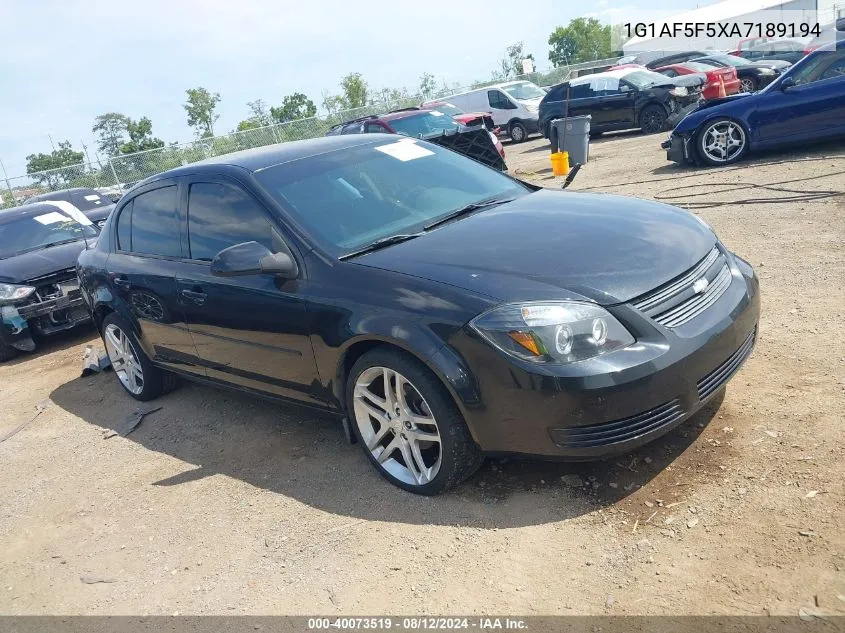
[653,62,740,100]
[607,63,645,71]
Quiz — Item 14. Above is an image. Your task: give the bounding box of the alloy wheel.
[740,78,755,92]
[700,120,746,163]
[641,108,666,134]
[353,366,442,486]
[104,323,145,395]
[510,124,525,142]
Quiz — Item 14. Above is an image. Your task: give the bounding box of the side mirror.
[779,76,795,91]
[210,241,298,279]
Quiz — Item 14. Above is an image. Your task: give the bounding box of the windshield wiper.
[339,233,423,260]
[424,197,516,231]
[40,238,83,249]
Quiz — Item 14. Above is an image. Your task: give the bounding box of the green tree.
[419,73,437,100]
[25,141,85,188]
[119,117,165,154]
[548,18,611,66]
[340,72,368,108]
[321,91,346,116]
[92,112,131,156]
[502,42,536,78]
[610,23,631,54]
[184,87,221,137]
[270,92,317,123]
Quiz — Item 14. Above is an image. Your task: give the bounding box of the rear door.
[107,181,205,374]
[175,176,322,404]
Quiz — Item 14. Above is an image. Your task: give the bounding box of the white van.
[424,80,546,143]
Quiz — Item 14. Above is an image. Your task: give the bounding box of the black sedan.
[25,187,116,227]
[0,203,97,360]
[77,135,760,494]
[539,68,704,138]
[691,53,782,92]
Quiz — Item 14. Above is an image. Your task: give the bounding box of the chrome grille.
[632,248,732,328]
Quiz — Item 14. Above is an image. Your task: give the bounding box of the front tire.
[101,313,177,401]
[639,105,668,134]
[346,348,483,495]
[509,121,528,143]
[696,117,748,166]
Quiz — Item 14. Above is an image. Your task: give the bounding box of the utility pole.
[80,139,100,187]
[0,158,16,207]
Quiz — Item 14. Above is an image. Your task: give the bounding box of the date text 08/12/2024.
[623,21,822,39]
[307,617,528,630]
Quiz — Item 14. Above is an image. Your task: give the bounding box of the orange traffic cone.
[718,75,727,98]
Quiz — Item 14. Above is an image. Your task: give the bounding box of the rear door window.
[126,186,181,257]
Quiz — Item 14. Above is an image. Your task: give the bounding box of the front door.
[753,47,845,146]
[175,177,322,405]
[107,181,205,375]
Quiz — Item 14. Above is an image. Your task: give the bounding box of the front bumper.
[1,291,91,351]
[662,132,695,164]
[452,254,760,458]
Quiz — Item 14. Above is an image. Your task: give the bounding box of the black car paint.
[539,75,702,137]
[78,136,760,458]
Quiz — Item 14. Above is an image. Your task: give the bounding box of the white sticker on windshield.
[34,211,70,225]
[375,140,435,162]
[428,110,445,116]
[42,200,93,226]
[84,194,102,203]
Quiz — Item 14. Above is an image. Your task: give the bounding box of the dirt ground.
[1,132,843,617]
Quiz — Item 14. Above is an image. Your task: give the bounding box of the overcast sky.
[0,0,701,178]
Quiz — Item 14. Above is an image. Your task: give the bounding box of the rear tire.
[639,105,668,134]
[509,121,528,143]
[346,347,483,495]
[101,312,177,401]
[740,76,758,93]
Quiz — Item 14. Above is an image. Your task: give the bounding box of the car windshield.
[697,54,745,68]
[0,210,98,259]
[684,62,715,73]
[622,70,673,88]
[388,111,462,138]
[502,82,546,100]
[254,139,528,253]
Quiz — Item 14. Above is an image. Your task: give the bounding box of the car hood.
[353,190,715,305]
[0,240,88,284]
[84,202,116,223]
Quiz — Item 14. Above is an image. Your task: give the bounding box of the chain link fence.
[2,59,622,209]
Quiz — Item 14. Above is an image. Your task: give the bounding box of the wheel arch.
[334,336,481,436]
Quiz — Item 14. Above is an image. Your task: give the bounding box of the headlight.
[0,283,36,304]
[758,68,775,75]
[470,301,635,364]
[669,86,689,97]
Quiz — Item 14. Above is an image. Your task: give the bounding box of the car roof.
[26,187,100,201]
[0,202,76,224]
[134,134,393,186]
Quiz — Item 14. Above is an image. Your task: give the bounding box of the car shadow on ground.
[3,325,97,368]
[51,373,724,528]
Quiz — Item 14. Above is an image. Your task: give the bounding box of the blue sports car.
[663,40,845,166]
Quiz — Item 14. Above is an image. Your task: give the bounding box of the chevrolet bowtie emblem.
[693,278,710,294]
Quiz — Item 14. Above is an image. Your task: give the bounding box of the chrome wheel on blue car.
[697,118,748,166]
